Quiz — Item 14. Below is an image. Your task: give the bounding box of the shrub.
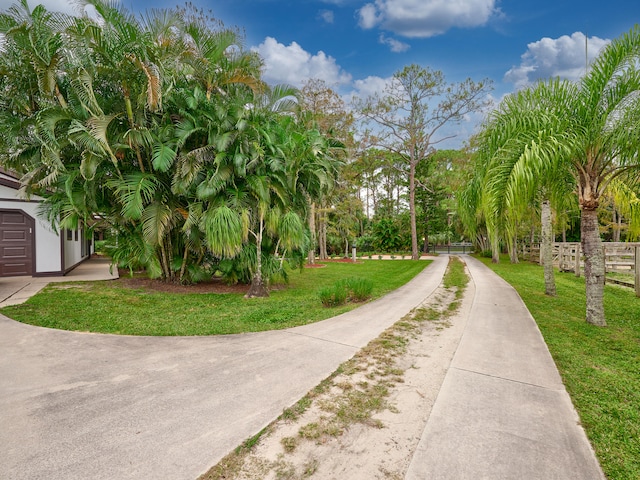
[320,277,374,307]
[344,277,373,302]
[319,283,349,307]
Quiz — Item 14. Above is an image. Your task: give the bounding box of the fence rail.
[520,242,640,297]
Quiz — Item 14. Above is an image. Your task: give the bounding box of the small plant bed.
[199,257,470,479]
[481,257,640,480]
[0,260,430,336]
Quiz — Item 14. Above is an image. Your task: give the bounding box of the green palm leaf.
[202,205,244,258]
[152,143,176,172]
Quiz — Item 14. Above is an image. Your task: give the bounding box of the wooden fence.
[520,242,640,297]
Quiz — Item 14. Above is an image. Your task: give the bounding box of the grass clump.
[318,277,374,307]
[481,256,640,480]
[281,436,298,453]
[318,283,348,307]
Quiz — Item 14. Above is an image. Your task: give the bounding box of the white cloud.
[379,33,410,53]
[358,3,380,29]
[252,37,352,88]
[504,32,610,88]
[0,0,78,15]
[357,0,499,38]
[348,75,393,102]
[318,9,334,24]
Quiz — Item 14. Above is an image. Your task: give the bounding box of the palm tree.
[474,26,640,326]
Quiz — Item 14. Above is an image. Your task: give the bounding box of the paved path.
[0,256,448,480]
[405,256,605,479]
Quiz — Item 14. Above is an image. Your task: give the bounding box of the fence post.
[635,246,640,298]
[575,243,581,277]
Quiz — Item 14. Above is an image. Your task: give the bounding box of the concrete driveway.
[405,256,604,480]
[0,256,448,480]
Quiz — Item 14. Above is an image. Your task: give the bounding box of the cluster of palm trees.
[0,0,342,295]
[461,26,640,326]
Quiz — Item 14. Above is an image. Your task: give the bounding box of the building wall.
[63,226,87,270]
[0,183,62,274]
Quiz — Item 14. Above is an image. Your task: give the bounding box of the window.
[66,229,72,241]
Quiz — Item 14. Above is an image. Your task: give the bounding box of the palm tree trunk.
[308,201,316,264]
[123,86,146,174]
[246,213,269,298]
[541,200,556,296]
[509,236,519,263]
[613,208,621,242]
[581,207,606,326]
[159,241,171,281]
[319,207,328,260]
[179,245,189,284]
[491,236,500,264]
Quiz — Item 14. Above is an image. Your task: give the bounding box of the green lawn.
[0,260,430,336]
[481,257,640,480]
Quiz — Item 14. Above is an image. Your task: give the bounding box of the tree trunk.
[307,201,316,264]
[319,211,328,260]
[509,236,519,264]
[409,162,419,260]
[491,236,500,264]
[613,208,622,242]
[246,215,269,298]
[541,200,556,296]
[178,245,189,284]
[581,207,606,326]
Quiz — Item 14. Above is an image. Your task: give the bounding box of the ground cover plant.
[481,257,640,480]
[0,260,429,336]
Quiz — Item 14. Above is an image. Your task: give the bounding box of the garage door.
[0,210,34,276]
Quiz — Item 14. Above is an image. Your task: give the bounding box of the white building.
[0,170,92,277]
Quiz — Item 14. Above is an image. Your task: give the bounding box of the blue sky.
[2,0,639,146]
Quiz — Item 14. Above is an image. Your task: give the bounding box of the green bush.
[319,277,374,307]
[94,240,109,254]
[343,277,373,302]
[319,283,349,307]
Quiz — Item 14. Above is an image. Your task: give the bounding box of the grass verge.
[481,257,640,480]
[0,260,429,336]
